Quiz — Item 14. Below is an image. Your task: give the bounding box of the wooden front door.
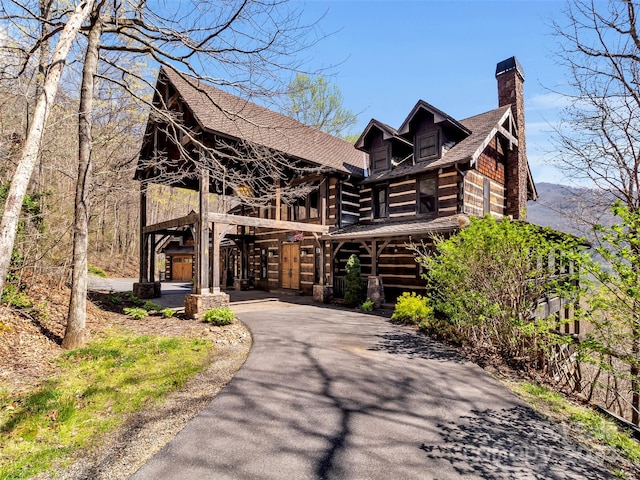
[281,243,300,290]
[172,256,193,281]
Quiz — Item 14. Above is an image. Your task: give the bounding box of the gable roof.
[158,68,364,176]
[354,119,412,150]
[397,100,471,137]
[361,106,512,184]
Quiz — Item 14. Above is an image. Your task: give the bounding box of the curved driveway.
[131,303,612,480]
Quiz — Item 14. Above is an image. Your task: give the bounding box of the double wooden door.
[172,255,193,281]
[281,243,300,290]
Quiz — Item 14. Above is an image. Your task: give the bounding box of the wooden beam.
[207,212,329,233]
[498,125,518,148]
[359,240,373,258]
[139,183,148,282]
[197,168,210,294]
[377,239,390,257]
[212,222,222,294]
[143,212,199,234]
[149,233,156,282]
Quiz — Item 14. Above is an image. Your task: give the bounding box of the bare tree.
[0,0,95,294]
[65,0,322,347]
[551,0,640,210]
[63,3,102,349]
[552,0,640,425]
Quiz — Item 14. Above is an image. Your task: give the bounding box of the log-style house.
[135,57,537,317]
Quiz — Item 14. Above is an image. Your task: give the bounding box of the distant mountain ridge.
[526,182,615,240]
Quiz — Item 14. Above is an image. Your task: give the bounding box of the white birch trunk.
[0,0,95,295]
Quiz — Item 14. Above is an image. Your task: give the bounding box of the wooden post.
[321,180,328,226]
[212,222,223,294]
[139,182,148,283]
[371,239,378,276]
[275,183,281,221]
[197,168,210,294]
[149,233,155,282]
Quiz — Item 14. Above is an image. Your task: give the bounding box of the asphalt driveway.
[130,303,612,480]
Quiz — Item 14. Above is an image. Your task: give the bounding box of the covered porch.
[135,177,331,318]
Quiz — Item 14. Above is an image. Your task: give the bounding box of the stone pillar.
[185,292,230,319]
[133,281,161,299]
[366,276,385,308]
[313,284,333,303]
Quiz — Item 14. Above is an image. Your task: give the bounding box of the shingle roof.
[361,106,511,185]
[324,215,468,240]
[161,68,364,176]
[398,100,472,136]
[354,119,411,150]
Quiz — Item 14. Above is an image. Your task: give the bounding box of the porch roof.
[324,215,468,240]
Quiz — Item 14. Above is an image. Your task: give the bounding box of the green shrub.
[143,300,163,312]
[125,291,144,306]
[162,308,175,318]
[391,292,433,325]
[88,265,107,277]
[123,307,147,320]
[108,293,122,304]
[361,299,374,312]
[1,283,32,308]
[202,307,235,326]
[344,254,364,307]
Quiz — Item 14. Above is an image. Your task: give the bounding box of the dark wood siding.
[388,179,416,218]
[340,180,360,227]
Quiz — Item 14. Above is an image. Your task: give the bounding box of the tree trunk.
[62,11,102,349]
[0,0,95,295]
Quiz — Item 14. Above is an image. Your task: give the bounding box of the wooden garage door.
[281,243,300,290]
[172,256,193,281]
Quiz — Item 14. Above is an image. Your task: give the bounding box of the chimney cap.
[495,56,525,81]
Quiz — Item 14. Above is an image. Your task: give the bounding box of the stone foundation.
[366,276,385,308]
[185,293,230,319]
[133,281,161,299]
[313,284,333,303]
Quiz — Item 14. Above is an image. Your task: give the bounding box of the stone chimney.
[496,56,528,219]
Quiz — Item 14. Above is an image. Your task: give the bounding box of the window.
[417,132,439,161]
[483,179,491,215]
[373,185,388,219]
[418,177,437,215]
[308,190,319,218]
[371,146,389,172]
[260,249,268,279]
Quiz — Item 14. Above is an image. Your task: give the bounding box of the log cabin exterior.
[135,57,538,316]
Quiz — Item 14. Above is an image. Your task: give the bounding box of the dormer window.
[417,131,439,161]
[371,146,389,172]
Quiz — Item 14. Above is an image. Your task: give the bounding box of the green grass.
[87,265,107,278]
[0,330,214,479]
[512,382,640,464]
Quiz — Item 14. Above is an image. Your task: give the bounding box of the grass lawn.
[0,329,214,480]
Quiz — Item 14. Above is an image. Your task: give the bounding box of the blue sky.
[295,0,572,185]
